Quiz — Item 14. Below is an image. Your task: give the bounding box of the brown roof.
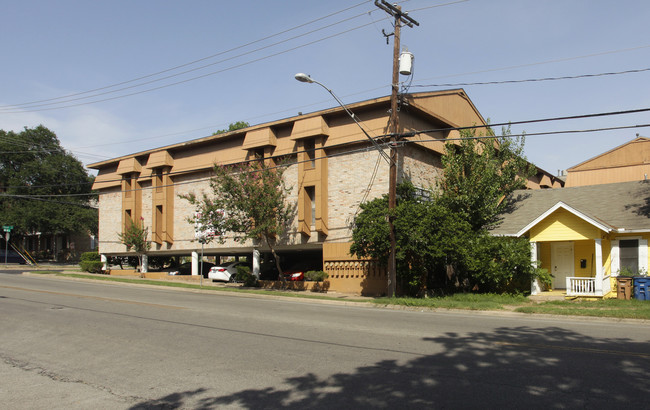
[491,180,650,236]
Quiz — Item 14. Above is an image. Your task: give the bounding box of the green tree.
[351,182,471,296]
[117,218,151,276]
[0,126,97,239]
[351,127,537,296]
[437,127,534,231]
[181,159,294,279]
[212,121,250,135]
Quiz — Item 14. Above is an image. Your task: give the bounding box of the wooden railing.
[566,275,611,296]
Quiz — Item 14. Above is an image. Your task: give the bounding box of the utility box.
[617,277,633,300]
[633,277,649,301]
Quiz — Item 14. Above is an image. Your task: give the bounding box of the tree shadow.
[625,180,650,218]
[130,326,649,409]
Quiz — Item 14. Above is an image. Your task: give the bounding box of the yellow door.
[551,242,574,289]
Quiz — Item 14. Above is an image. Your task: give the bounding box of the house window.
[620,239,639,274]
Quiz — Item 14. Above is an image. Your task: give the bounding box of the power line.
[0,1,373,110]
[0,22,380,114]
[61,64,650,157]
[411,67,650,88]
[4,105,650,190]
[4,110,650,193]
[415,44,650,82]
[404,107,650,138]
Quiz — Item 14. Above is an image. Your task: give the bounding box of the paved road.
[1,273,649,409]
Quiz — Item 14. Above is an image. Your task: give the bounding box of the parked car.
[259,260,322,281]
[0,249,26,264]
[164,262,214,277]
[208,261,251,282]
[284,260,323,281]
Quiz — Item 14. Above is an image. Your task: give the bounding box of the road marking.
[0,285,186,310]
[495,341,650,358]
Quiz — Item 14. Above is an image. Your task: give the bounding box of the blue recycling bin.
[633,277,650,300]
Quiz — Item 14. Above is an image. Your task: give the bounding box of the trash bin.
[633,277,649,301]
[617,277,633,300]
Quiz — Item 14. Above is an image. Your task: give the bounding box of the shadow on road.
[130,326,650,409]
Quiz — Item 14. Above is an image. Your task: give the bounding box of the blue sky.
[2,0,649,176]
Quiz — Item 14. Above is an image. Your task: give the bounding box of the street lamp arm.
[294,73,393,165]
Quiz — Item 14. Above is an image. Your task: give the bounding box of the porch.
[565,275,612,297]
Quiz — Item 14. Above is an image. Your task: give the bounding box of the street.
[1,272,649,409]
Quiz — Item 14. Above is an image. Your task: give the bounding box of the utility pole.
[374,0,418,297]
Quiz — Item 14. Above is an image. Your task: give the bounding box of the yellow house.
[492,180,650,297]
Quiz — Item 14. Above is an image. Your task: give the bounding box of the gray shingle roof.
[491,180,650,236]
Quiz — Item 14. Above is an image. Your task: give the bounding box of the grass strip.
[27,271,650,318]
[373,293,530,311]
[515,299,650,319]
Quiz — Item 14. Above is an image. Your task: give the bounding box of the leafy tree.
[117,218,151,276]
[351,128,537,296]
[0,126,97,239]
[351,182,471,296]
[437,127,534,231]
[212,121,250,135]
[181,159,294,279]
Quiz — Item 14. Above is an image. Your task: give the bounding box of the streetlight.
[294,73,391,164]
[294,73,396,296]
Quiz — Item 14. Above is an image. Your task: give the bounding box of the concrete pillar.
[530,241,541,295]
[594,238,603,294]
[191,251,199,276]
[252,249,261,278]
[141,254,149,273]
[101,254,108,271]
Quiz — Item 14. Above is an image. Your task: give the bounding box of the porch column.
[101,254,108,271]
[252,249,261,278]
[191,251,199,276]
[141,254,149,273]
[594,239,603,295]
[530,241,541,295]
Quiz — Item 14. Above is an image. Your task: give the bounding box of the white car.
[208,261,251,282]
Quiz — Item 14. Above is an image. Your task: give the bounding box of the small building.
[565,136,650,187]
[492,180,650,297]
[89,90,561,295]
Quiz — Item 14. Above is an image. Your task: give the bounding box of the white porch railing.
[566,275,611,297]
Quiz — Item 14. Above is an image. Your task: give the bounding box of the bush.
[79,252,103,273]
[305,270,328,282]
[80,251,101,261]
[235,265,259,287]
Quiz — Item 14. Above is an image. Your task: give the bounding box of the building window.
[304,139,316,168]
[154,169,163,193]
[620,239,639,274]
[306,186,316,226]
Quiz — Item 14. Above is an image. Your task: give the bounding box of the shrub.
[305,270,328,282]
[79,252,103,273]
[235,265,259,287]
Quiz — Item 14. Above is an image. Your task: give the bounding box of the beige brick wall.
[97,187,123,254]
[400,145,443,192]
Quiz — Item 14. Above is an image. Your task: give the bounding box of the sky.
[2,0,649,177]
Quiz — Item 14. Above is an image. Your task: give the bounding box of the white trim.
[611,240,620,276]
[594,239,603,294]
[515,201,613,237]
[530,242,541,295]
[639,239,648,273]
